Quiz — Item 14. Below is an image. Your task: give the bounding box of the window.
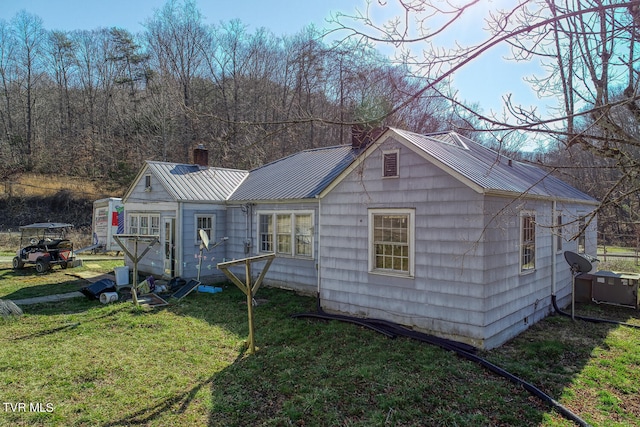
[259,214,273,252]
[196,215,214,244]
[577,217,586,254]
[128,213,160,235]
[129,215,139,234]
[295,214,313,256]
[140,216,149,235]
[520,212,536,272]
[556,213,563,252]
[151,216,160,235]
[382,150,399,177]
[258,211,314,258]
[144,175,152,191]
[369,209,414,276]
[276,214,292,253]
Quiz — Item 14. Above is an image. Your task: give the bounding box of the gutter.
[316,195,322,297]
[552,200,557,296]
[484,189,599,206]
[177,201,183,277]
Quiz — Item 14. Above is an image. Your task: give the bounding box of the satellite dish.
[564,251,592,274]
[199,229,210,251]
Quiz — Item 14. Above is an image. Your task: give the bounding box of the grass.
[3,173,119,198]
[1,261,639,426]
[1,258,124,300]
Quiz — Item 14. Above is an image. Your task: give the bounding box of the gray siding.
[121,203,176,279]
[122,171,174,278]
[319,138,598,349]
[179,203,228,281]
[481,197,554,348]
[481,197,598,348]
[319,138,489,347]
[128,169,173,203]
[225,202,319,294]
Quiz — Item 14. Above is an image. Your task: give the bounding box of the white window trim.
[195,214,215,246]
[128,213,160,236]
[555,211,563,253]
[382,149,400,178]
[577,215,586,254]
[520,210,536,274]
[257,210,315,259]
[368,208,415,278]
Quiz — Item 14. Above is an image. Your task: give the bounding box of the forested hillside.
[0,1,474,189]
[0,0,638,247]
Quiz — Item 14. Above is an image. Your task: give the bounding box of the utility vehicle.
[12,223,76,273]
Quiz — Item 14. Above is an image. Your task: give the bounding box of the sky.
[0,0,547,119]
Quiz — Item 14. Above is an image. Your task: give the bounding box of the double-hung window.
[556,213,563,252]
[520,211,536,272]
[258,211,313,257]
[369,209,414,277]
[128,213,160,235]
[196,215,214,244]
[259,214,273,252]
[577,217,586,254]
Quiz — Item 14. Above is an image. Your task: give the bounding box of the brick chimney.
[351,125,386,150]
[193,144,208,167]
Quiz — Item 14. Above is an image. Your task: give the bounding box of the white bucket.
[100,292,118,304]
[114,266,130,286]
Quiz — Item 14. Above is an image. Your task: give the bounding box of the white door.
[164,217,176,277]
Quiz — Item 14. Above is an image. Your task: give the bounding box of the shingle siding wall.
[225,202,319,294]
[319,138,489,347]
[481,197,597,348]
[319,138,598,349]
[180,203,228,281]
[121,199,175,279]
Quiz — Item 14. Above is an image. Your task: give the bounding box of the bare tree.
[145,0,208,163]
[0,18,18,175]
[11,11,46,170]
[331,0,640,241]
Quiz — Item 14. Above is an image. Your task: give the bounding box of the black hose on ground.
[293,310,592,427]
[551,294,640,330]
[291,312,396,338]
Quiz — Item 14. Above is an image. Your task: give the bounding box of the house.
[121,128,598,349]
[121,145,248,280]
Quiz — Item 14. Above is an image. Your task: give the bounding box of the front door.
[164,217,176,277]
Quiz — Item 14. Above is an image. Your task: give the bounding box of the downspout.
[551,200,557,297]
[316,195,322,309]
[178,201,183,277]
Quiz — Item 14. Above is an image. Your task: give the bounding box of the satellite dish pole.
[563,251,594,320]
[197,229,210,282]
[197,230,228,282]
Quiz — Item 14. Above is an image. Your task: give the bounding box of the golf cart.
[12,223,77,273]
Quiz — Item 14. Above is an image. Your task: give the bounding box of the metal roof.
[19,223,74,230]
[391,128,597,203]
[146,161,248,201]
[229,145,360,201]
[134,129,595,205]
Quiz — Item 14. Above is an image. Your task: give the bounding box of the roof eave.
[228,197,319,205]
[484,189,600,206]
[122,161,151,203]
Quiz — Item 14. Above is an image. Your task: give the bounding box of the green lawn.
[1,261,639,426]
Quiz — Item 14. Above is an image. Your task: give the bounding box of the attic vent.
[383,150,399,177]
